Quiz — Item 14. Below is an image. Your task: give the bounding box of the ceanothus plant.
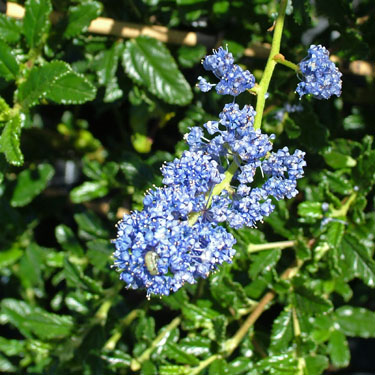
[113,28,341,297]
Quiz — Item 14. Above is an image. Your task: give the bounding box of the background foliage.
[0,0,374,374]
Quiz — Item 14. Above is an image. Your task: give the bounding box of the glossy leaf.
[55,225,84,256]
[23,0,52,48]
[122,36,193,105]
[17,61,70,109]
[0,15,21,43]
[269,307,293,354]
[70,180,108,203]
[11,163,54,207]
[64,1,102,38]
[0,299,73,340]
[0,40,19,81]
[164,342,200,366]
[328,329,350,368]
[335,306,375,338]
[0,114,24,166]
[46,71,97,104]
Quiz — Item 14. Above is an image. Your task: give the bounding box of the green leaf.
[0,97,10,122]
[209,358,228,375]
[269,307,293,354]
[63,257,103,294]
[257,353,298,374]
[328,329,350,368]
[0,354,17,372]
[0,337,25,356]
[0,15,21,43]
[291,0,312,25]
[0,114,24,166]
[23,0,52,49]
[323,149,356,169]
[0,248,23,268]
[164,342,200,366]
[17,61,70,108]
[0,299,73,340]
[141,360,158,375]
[55,224,84,256]
[304,355,329,375]
[178,336,211,357]
[298,202,323,219]
[177,45,206,68]
[213,315,227,343]
[101,350,132,369]
[340,233,375,287]
[19,243,46,289]
[46,71,97,104]
[10,163,54,207]
[353,149,375,194]
[70,180,108,203]
[293,284,333,314]
[122,36,193,105]
[159,365,189,375]
[87,239,113,269]
[74,211,109,239]
[228,357,254,375]
[249,249,281,279]
[335,306,375,338]
[0,40,19,81]
[64,1,102,38]
[324,221,345,250]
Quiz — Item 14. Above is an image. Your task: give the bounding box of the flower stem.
[188,160,239,226]
[273,53,299,71]
[131,316,181,371]
[248,240,296,253]
[254,0,289,130]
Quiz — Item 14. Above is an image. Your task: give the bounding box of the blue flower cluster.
[197,46,255,96]
[113,47,306,297]
[296,45,342,99]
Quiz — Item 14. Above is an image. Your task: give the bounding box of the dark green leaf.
[177,45,206,68]
[249,249,281,279]
[87,239,113,269]
[340,233,375,287]
[353,149,375,194]
[324,221,345,249]
[23,0,52,48]
[46,71,97,104]
[213,315,227,343]
[293,284,332,314]
[64,1,102,38]
[70,180,108,203]
[135,314,155,342]
[11,163,54,207]
[164,342,200,366]
[55,224,84,256]
[122,36,193,105]
[328,329,350,368]
[17,61,70,108]
[0,114,23,166]
[257,353,298,374]
[0,15,21,43]
[228,357,254,375]
[0,40,19,81]
[74,211,109,239]
[1,299,73,340]
[335,306,375,338]
[291,0,312,25]
[63,257,103,294]
[269,307,293,354]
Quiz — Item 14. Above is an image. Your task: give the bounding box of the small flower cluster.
[113,47,306,297]
[197,47,255,96]
[296,45,342,99]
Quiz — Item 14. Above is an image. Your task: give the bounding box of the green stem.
[273,54,299,72]
[188,160,239,226]
[131,316,181,371]
[254,0,289,130]
[190,354,219,375]
[248,240,296,253]
[331,192,357,218]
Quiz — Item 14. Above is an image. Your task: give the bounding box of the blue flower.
[296,45,342,99]
[198,47,255,97]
